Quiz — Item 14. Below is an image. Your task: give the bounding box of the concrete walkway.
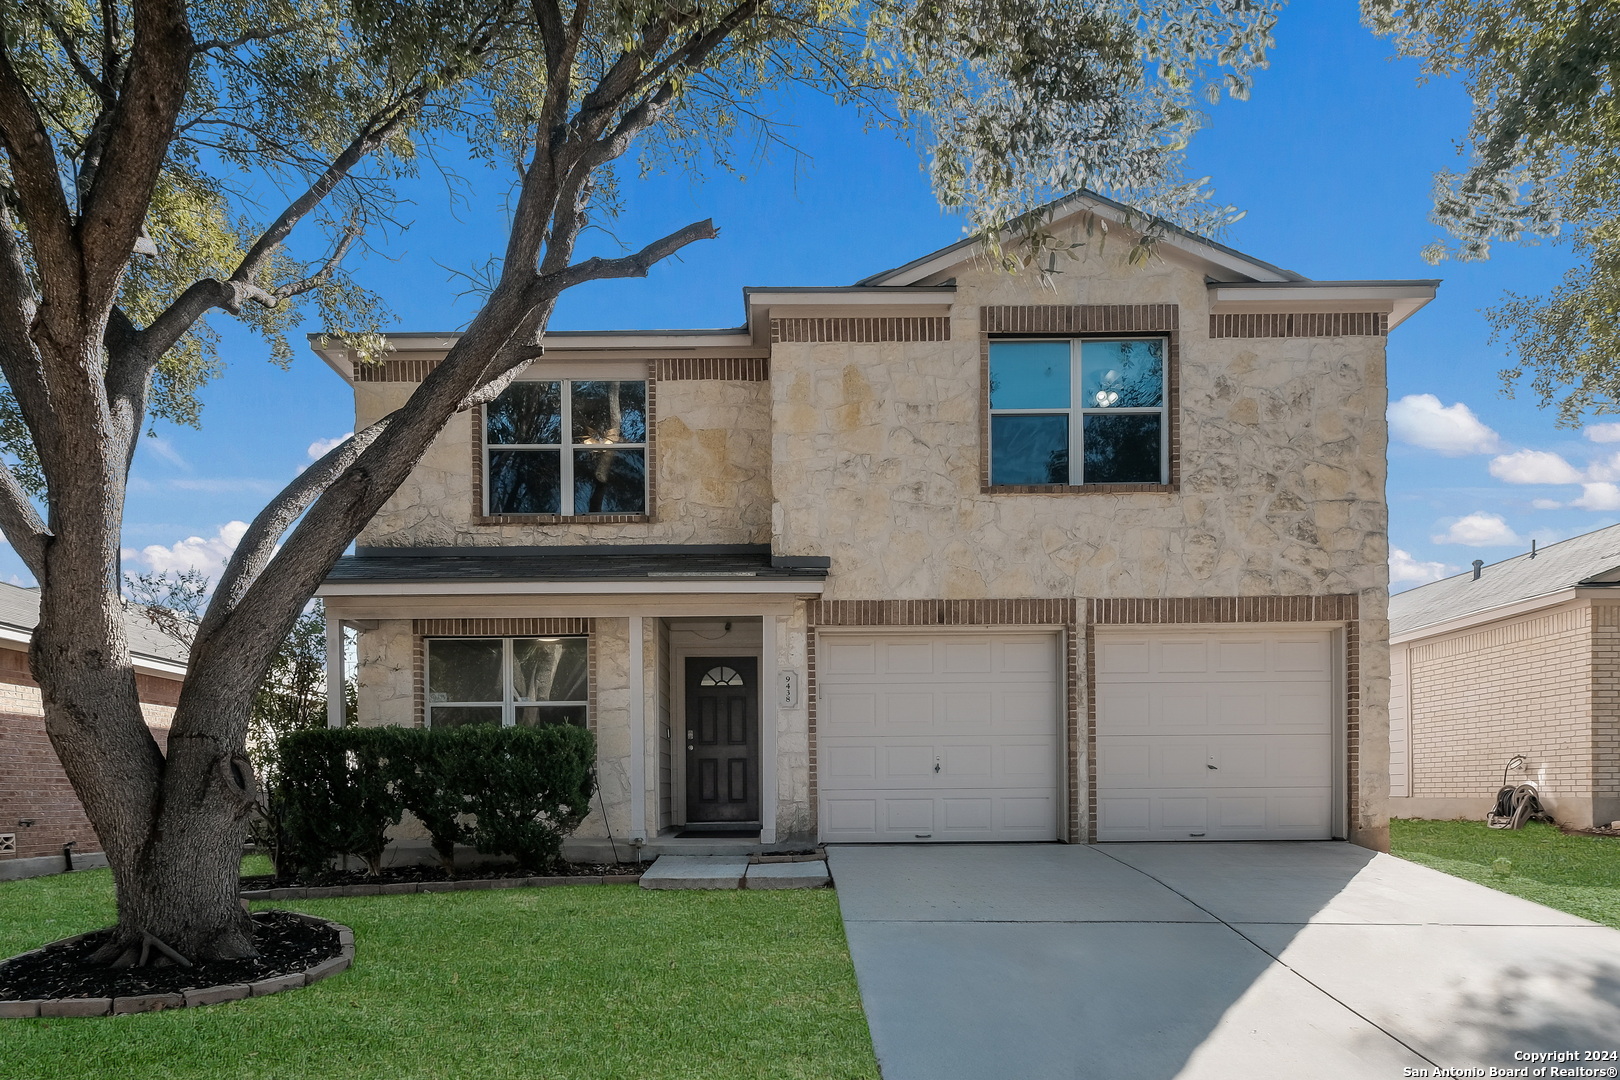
[828,843,1620,1080]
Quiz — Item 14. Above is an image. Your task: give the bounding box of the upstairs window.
[426,636,588,728]
[989,338,1167,486]
[485,380,647,515]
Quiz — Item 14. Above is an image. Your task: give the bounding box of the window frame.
[481,377,649,517]
[987,334,1170,488]
[424,635,589,729]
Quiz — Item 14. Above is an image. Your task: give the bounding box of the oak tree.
[0,0,1276,962]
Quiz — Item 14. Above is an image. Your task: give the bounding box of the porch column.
[325,614,344,728]
[760,614,781,845]
[628,616,648,841]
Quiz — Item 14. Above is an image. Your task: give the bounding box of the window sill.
[473,513,652,525]
[982,483,1177,495]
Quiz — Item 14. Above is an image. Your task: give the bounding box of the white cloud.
[141,436,189,471]
[1586,422,1620,443]
[1389,548,1457,585]
[1487,449,1584,486]
[1388,394,1503,456]
[1432,512,1523,547]
[1572,483,1620,511]
[128,521,249,577]
[1531,498,1565,510]
[308,433,353,460]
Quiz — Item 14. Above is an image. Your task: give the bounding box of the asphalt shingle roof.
[1390,521,1620,637]
[0,581,191,668]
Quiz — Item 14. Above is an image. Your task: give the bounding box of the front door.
[685,657,760,824]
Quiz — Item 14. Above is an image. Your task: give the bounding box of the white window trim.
[989,336,1169,485]
[424,636,589,728]
[483,378,648,516]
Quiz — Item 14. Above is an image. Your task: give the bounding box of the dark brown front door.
[685,657,759,824]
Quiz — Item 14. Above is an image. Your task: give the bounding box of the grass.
[1389,818,1620,929]
[0,869,878,1080]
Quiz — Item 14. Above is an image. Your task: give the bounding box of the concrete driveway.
[828,843,1620,1080]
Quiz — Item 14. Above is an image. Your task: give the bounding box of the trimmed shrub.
[277,727,407,876]
[275,723,597,876]
[457,724,596,871]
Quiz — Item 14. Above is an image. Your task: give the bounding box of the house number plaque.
[778,669,801,709]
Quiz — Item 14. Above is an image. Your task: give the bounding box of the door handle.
[934,762,941,774]
[1206,763,1218,770]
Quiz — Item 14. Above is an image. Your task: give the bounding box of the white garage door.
[818,632,1062,842]
[1095,630,1337,841]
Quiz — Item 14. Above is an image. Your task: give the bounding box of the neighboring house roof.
[321,545,829,597]
[1390,521,1620,639]
[0,581,190,677]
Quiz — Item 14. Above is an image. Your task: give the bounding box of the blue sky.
[22,4,1608,591]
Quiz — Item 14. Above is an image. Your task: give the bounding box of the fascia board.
[316,579,826,597]
[0,623,187,678]
[1389,587,1586,644]
[743,287,956,309]
[1209,281,1440,329]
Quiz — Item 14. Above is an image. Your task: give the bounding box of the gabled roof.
[1390,522,1620,638]
[857,189,1309,287]
[0,582,190,676]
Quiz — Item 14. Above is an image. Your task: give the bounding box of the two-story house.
[314,192,1435,858]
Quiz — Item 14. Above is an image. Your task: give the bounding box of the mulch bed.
[0,911,339,1002]
[239,861,641,890]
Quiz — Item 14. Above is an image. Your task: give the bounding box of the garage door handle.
[934,763,941,773]
[1206,764,1218,770]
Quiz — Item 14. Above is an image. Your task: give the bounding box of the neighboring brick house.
[315,191,1436,856]
[1389,523,1620,830]
[0,583,189,879]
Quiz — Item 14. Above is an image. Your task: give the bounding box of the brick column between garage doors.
[1084,595,1361,844]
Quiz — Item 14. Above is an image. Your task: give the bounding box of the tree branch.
[0,37,81,300]
[272,220,362,300]
[200,419,392,636]
[0,460,50,579]
[192,25,304,54]
[40,11,115,107]
[525,218,717,306]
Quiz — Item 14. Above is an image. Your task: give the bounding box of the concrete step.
[744,860,830,889]
[640,856,749,889]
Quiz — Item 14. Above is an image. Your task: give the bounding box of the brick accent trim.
[807,599,1082,839]
[770,317,949,343]
[980,306,1180,495]
[1083,594,1361,842]
[354,356,443,382]
[470,363,657,526]
[654,357,769,381]
[1209,312,1388,338]
[980,304,1178,334]
[412,619,597,731]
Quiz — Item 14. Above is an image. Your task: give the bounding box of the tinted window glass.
[512,638,588,703]
[990,414,1069,485]
[515,704,589,728]
[487,382,562,444]
[1080,340,1163,409]
[573,448,646,514]
[989,342,1071,410]
[1083,414,1161,483]
[488,449,561,514]
[430,706,502,728]
[428,639,503,703]
[571,381,647,443]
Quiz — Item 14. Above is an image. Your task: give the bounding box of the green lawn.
[1390,818,1620,929]
[0,869,878,1080]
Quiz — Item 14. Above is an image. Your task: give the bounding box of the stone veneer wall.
[1398,604,1600,827]
[354,367,772,548]
[0,645,178,861]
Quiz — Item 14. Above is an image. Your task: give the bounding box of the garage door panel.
[825,735,1060,790]
[822,788,1058,841]
[818,631,1062,843]
[1100,734,1329,790]
[1097,788,1332,840]
[1096,627,1336,842]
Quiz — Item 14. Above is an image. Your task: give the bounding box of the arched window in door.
[699,665,745,687]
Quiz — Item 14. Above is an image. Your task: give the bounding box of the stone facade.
[338,211,1410,852]
[1391,599,1620,829]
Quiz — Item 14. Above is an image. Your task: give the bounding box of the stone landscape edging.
[0,912,354,1019]
[238,872,643,901]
